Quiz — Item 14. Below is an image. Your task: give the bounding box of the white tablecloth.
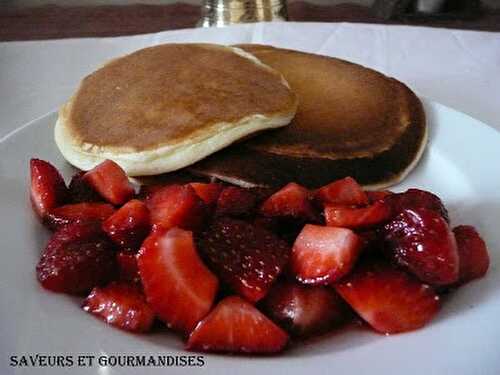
[1,22,499,139]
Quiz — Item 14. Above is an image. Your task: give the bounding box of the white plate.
[1,99,499,375]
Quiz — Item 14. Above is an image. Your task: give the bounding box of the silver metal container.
[416,0,446,13]
[199,0,288,27]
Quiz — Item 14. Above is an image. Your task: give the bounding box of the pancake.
[189,45,427,190]
[55,43,298,176]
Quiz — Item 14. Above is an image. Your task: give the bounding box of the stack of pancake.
[56,43,427,189]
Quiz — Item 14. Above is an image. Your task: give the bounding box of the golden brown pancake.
[188,45,427,189]
[55,43,297,176]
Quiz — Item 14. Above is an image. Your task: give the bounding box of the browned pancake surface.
[188,45,426,189]
[238,45,409,159]
[65,44,296,151]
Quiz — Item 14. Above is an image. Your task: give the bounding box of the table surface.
[1,2,500,41]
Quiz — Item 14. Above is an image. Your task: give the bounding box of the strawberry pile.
[31,158,490,354]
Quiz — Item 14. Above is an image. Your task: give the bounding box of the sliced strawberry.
[249,186,277,205]
[264,282,349,337]
[366,190,393,203]
[314,177,368,207]
[215,186,257,218]
[83,160,135,205]
[334,261,440,334]
[357,230,381,254]
[382,208,459,286]
[136,184,165,202]
[145,184,207,231]
[453,225,489,284]
[83,282,154,333]
[36,222,117,294]
[116,251,140,284]
[291,224,362,285]
[30,158,68,218]
[102,199,150,251]
[190,183,223,206]
[68,171,102,203]
[137,228,218,333]
[186,296,289,354]
[260,182,318,222]
[197,217,290,302]
[384,189,449,222]
[45,202,116,230]
[324,201,391,229]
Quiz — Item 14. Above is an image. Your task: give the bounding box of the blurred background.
[2,0,500,7]
[1,0,499,40]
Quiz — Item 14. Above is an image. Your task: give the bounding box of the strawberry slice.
[291,224,363,285]
[137,228,218,333]
[215,186,257,218]
[334,261,440,334]
[264,282,349,337]
[36,222,117,294]
[384,189,449,222]
[116,251,140,284]
[382,208,459,286]
[145,184,207,231]
[45,202,116,230]
[357,230,381,254]
[137,184,165,202]
[186,296,289,354]
[30,158,68,218]
[314,177,368,207]
[366,190,393,203]
[324,201,391,229]
[83,282,154,333]
[453,225,490,284]
[197,217,290,302]
[102,199,151,251]
[83,160,135,205]
[260,182,318,222]
[190,183,223,206]
[68,171,102,203]
[249,186,277,205]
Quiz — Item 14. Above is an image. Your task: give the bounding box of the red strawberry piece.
[314,177,368,207]
[291,224,363,285]
[324,201,391,229]
[264,282,349,337]
[249,186,277,205]
[453,225,489,284]
[357,230,381,254]
[145,184,207,232]
[83,282,154,333]
[197,217,290,302]
[137,228,218,333]
[215,186,257,217]
[190,183,223,206]
[116,251,140,284]
[366,190,393,203]
[102,199,151,251]
[136,184,165,201]
[68,171,102,203]
[45,202,116,230]
[30,158,68,218]
[186,296,289,354]
[384,189,449,222]
[36,222,117,294]
[260,182,318,222]
[253,216,281,232]
[334,261,440,334]
[83,160,135,205]
[382,208,459,286]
